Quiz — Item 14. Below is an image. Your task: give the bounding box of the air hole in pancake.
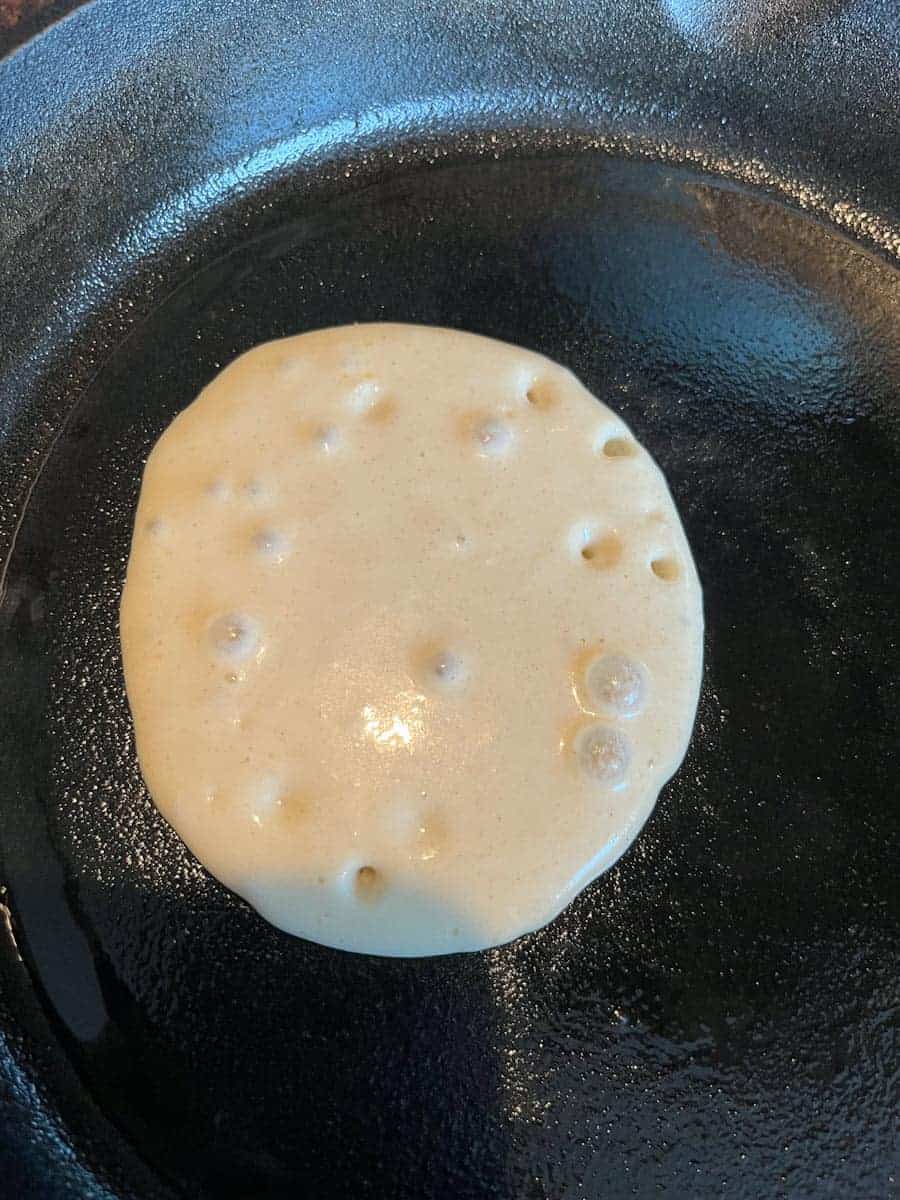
[580,532,622,569]
[355,866,383,901]
[526,379,557,410]
[651,555,680,582]
[602,436,637,458]
[367,397,397,424]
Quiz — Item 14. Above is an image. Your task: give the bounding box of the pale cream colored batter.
[120,324,703,955]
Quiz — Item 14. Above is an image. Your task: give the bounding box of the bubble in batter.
[572,723,631,788]
[346,379,382,413]
[473,418,514,457]
[416,644,468,689]
[253,528,290,561]
[207,613,260,662]
[306,422,340,454]
[247,774,283,825]
[585,654,648,718]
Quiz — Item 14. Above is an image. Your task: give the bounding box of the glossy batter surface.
[120,324,703,955]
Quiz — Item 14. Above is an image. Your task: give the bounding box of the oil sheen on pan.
[119,323,704,955]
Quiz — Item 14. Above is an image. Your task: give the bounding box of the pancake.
[120,323,703,955]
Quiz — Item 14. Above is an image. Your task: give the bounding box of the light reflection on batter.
[361,691,427,751]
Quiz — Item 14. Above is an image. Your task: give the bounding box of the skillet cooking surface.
[1,3,899,1198]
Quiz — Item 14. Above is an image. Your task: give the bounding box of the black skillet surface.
[1,2,899,1197]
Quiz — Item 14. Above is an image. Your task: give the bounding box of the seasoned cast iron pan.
[1,2,898,1196]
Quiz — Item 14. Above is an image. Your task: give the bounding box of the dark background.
[0,0,83,56]
[1,3,898,1198]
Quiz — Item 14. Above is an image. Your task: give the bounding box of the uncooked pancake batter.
[120,324,703,955]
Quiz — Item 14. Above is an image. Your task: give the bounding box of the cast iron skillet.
[1,1,898,1197]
